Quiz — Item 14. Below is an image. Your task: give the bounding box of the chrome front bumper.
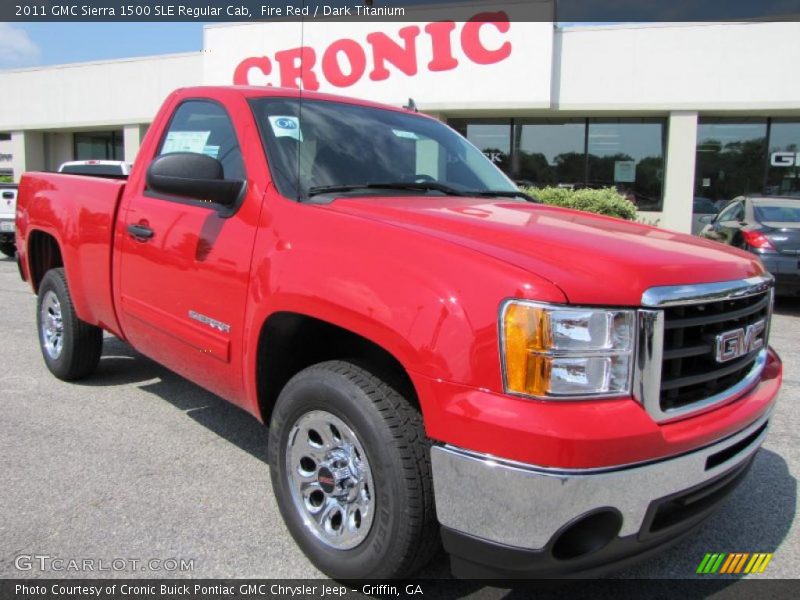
[431,410,770,551]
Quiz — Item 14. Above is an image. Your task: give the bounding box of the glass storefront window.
[73,130,124,161]
[449,120,512,175]
[695,119,767,204]
[449,117,666,211]
[587,119,665,211]
[515,119,585,188]
[766,120,800,197]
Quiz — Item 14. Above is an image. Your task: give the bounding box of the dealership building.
[1,3,799,232]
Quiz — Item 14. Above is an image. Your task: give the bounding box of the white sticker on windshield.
[162,131,211,154]
[202,145,220,158]
[392,129,420,140]
[269,116,303,142]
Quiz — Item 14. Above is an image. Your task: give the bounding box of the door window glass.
[158,101,245,180]
[718,202,744,223]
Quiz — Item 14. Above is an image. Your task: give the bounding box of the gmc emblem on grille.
[715,320,766,363]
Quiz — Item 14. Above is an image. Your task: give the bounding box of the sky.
[0,23,207,69]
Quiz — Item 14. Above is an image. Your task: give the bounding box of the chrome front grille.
[660,293,770,411]
[635,275,774,422]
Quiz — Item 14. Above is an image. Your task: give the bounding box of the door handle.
[127,223,154,240]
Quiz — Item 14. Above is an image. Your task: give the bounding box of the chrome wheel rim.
[41,291,64,360]
[285,410,375,550]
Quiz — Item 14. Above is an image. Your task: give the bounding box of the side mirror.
[699,214,715,224]
[146,152,244,207]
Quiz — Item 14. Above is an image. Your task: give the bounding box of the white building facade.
[1,8,799,232]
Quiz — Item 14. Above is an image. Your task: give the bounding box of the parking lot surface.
[0,256,797,583]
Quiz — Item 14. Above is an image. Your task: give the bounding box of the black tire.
[36,268,103,380]
[0,242,15,258]
[268,360,439,579]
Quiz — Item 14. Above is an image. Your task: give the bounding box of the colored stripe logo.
[697,553,773,574]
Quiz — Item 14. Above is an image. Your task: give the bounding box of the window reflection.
[695,119,767,204]
[515,119,585,188]
[451,117,666,211]
[450,120,512,175]
[73,130,124,161]
[766,120,800,197]
[587,119,665,211]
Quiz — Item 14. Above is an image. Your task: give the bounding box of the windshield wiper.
[469,190,539,203]
[306,183,538,203]
[307,182,468,198]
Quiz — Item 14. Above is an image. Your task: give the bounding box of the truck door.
[116,99,261,404]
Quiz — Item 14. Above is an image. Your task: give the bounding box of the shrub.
[519,186,638,221]
[0,175,12,184]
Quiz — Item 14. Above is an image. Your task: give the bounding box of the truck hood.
[322,196,765,306]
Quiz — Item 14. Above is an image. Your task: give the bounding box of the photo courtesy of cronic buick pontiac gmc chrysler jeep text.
[15,87,782,579]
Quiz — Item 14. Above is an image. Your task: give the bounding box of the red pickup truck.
[16,86,781,579]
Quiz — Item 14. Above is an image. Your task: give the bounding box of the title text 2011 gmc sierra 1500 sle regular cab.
[16,87,782,579]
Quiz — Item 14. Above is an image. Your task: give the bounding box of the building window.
[73,130,124,161]
[766,119,800,197]
[514,119,585,188]
[449,120,512,175]
[0,133,10,141]
[587,119,665,211]
[449,117,666,210]
[695,119,768,204]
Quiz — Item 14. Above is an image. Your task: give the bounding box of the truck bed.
[16,172,127,336]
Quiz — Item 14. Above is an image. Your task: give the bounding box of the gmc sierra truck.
[16,87,782,579]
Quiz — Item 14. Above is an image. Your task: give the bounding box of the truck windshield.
[250,97,519,201]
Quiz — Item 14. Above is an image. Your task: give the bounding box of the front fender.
[241,197,566,420]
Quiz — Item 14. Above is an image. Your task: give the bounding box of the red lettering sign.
[275,47,320,90]
[232,11,512,89]
[233,56,271,85]
[366,26,420,81]
[322,39,367,88]
[461,12,512,65]
[425,21,459,71]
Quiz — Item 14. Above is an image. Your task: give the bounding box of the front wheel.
[36,268,103,380]
[268,361,439,579]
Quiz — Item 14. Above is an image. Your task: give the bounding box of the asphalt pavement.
[0,256,797,585]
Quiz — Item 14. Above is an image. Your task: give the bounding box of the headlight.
[501,300,635,399]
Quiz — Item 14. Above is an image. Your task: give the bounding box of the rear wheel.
[268,360,439,579]
[36,268,103,380]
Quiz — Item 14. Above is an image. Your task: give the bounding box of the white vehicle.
[58,160,131,177]
[0,184,17,257]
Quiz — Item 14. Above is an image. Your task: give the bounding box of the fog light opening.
[551,509,622,561]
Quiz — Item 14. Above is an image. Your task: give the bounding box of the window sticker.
[392,129,420,140]
[614,160,636,183]
[162,131,211,154]
[202,145,220,158]
[269,116,303,142]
